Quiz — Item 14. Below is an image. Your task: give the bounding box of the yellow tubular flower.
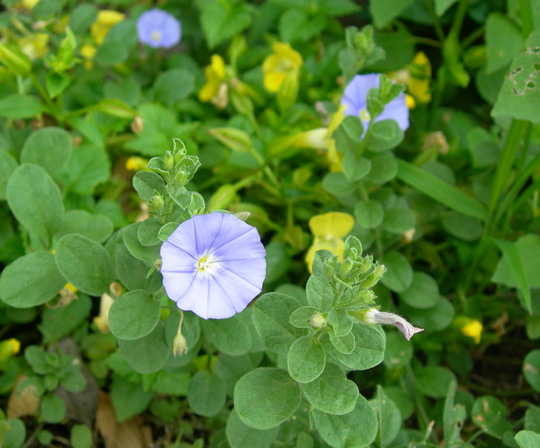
[461,320,483,344]
[0,339,21,365]
[199,54,227,103]
[90,10,125,45]
[18,33,49,60]
[94,293,115,333]
[407,52,432,104]
[305,212,355,272]
[15,0,39,10]
[263,42,303,93]
[125,156,148,172]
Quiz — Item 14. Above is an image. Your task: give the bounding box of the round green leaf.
[109,290,161,341]
[516,430,540,448]
[472,396,509,437]
[7,164,64,244]
[300,364,359,415]
[21,127,72,178]
[287,336,326,384]
[138,217,162,246]
[399,272,439,309]
[380,251,413,293]
[201,313,252,355]
[401,296,455,331]
[252,292,304,354]
[114,243,162,293]
[54,210,113,243]
[55,234,114,296]
[322,172,357,196]
[523,349,540,393]
[70,424,93,448]
[382,206,416,234]
[415,366,457,398]
[0,251,66,308]
[234,368,301,430]
[60,143,110,195]
[383,332,413,369]
[153,68,195,104]
[187,370,226,417]
[372,385,402,448]
[3,419,26,448]
[41,393,66,423]
[324,323,385,371]
[365,154,398,185]
[355,200,384,229]
[0,150,18,201]
[118,322,169,374]
[369,119,404,152]
[214,352,264,397]
[0,94,43,118]
[441,211,482,241]
[226,409,279,448]
[313,393,377,448]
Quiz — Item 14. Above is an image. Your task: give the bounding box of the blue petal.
[376,93,409,131]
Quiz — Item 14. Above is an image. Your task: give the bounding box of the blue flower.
[137,9,181,49]
[160,212,266,319]
[341,74,409,132]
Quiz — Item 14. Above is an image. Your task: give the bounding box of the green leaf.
[114,243,162,293]
[68,4,98,34]
[214,352,264,397]
[226,409,279,448]
[440,211,482,241]
[20,127,72,179]
[397,159,489,222]
[111,377,153,422]
[369,0,415,28]
[313,394,377,448]
[472,396,511,438]
[516,430,540,448]
[300,363,359,415]
[70,424,93,448]
[138,218,162,246]
[123,223,161,267]
[306,275,334,312]
[200,313,252,355]
[383,332,413,369]
[328,309,353,337]
[118,322,169,374]
[200,0,252,48]
[55,210,114,244]
[486,13,522,74]
[323,172,356,196]
[153,69,195,105]
[443,381,467,445]
[399,272,439,309]
[234,368,301,430]
[95,20,138,65]
[289,306,318,329]
[435,0,457,15]
[45,72,70,99]
[401,296,455,331]
[415,366,457,398]
[55,234,114,296]
[109,290,161,341]
[492,236,533,313]
[187,370,226,417]
[2,419,26,448]
[7,164,64,245]
[381,206,415,234]
[265,241,291,283]
[61,371,86,393]
[40,294,92,344]
[523,349,540,392]
[342,155,371,182]
[287,336,326,384]
[492,30,540,123]
[0,150,17,201]
[329,331,355,354]
[355,200,384,229]
[0,94,43,118]
[0,251,65,308]
[324,323,385,371]
[24,346,49,374]
[373,385,401,448]
[60,143,110,195]
[104,77,141,106]
[369,120,404,152]
[133,171,167,202]
[334,115,363,157]
[380,251,413,293]
[41,394,66,423]
[252,292,304,354]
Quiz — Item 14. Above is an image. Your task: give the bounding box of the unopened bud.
[365,309,423,341]
[150,193,164,210]
[174,168,189,186]
[131,115,144,134]
[208,127,251,153]
[173,310,188,356]
[310,313,327,329]
[340,258,354,278]
[0,338,20,365]
[172,138,187,162]
[164,151,175,171]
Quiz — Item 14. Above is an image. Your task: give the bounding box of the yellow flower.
[461,320,483,344]
[199,54,227,106]
[18,33,49,60]
[407,52,431,104]
[15,0,39,10]
[80,44,96,69]
[295,106,346,172]
[262,42,303,93]
[0,339,21,365]
[90,10,125,45]
[305,212,355,272]
[125,156,148,172]
[94,293,114,333]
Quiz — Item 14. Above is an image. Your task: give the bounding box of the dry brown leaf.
[96,391,153,448]
[7,375,40,419]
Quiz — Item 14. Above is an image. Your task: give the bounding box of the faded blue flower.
[137,8,181,49]
[160,212,266,319]
[341,74,409,132]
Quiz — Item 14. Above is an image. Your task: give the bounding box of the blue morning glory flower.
[160,212,267,319]
[137,9,181,49]
[341,74,409,132]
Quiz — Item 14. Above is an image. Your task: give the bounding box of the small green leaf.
[401,296,455,331]
[187,370,226,417]
[200,313,252,355]
[226,409,279,448]
[234,368,301,430]
[472,396,511,438]
[200,0,252,48]
[0,94,43,118]
[289,306,318,329]
[118,322,169,374]
[109,290,161,341]
[70,424,93,448]
[322,172,356,196]
[355,200,384,229]
[380,251,413,293]
[365,154,398,185]
[287,336,326,384]
[306,275,334,312]
[55,210,114,244]
[153,68,195,104]
[523,349,540,393]
[0,150,17,201]
[329,331,355,354]
[60,143,110,195]
[485,13,522,74]
[373,385,402,448]
[516,430,540,448]
[111,377,153,422]
[399,272,440,309]
[415,366,457,398]
[41,394,66,423]
[369,120,404,151]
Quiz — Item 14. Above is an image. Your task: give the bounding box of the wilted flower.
[341,73,409,132]
[18,33,49,60]
[199,55,228,108]
[137,9,181,49]
[90,10,125,45]
[365,308,423,341]
[305,212,354,273]
[262,42,303,93]
[160,212,266,319]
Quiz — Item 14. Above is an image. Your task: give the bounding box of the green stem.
[28,72,55,113]
[461,26,485,48]
[406,364,439,444]
[518,0,534,38]
[424,0,445,41]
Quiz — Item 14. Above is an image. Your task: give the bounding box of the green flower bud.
[310,313,327,329]
[150,193,165,210]
[340,257,354,278]
[172,138,187,163]
[164,151,175,171]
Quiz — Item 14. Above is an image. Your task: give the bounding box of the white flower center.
[197,253,219,275]
[150,30,162,43]
[359,108,371,122]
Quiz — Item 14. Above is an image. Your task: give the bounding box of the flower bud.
[130,116,144,134]
[365,309,423,341]
[0,339,20,365]
[173,332,188,356]
[172,138,187,163]
[310,313,327,329]
[208,127,251,153]
[340,257,354,278]
[150,193,165,210]
[97,99,138,119]
[164,151,175,171]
